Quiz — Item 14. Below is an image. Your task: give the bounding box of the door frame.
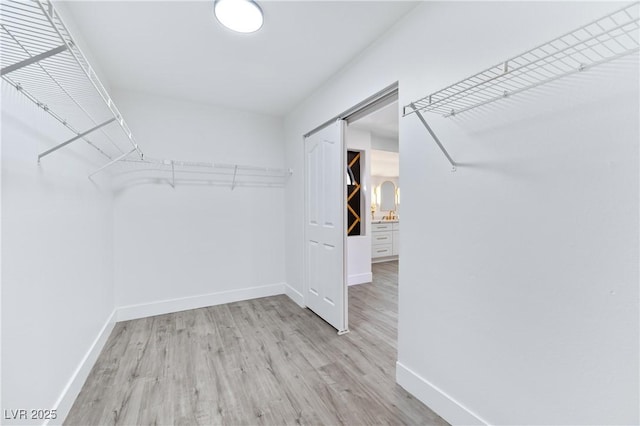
[302,82,399,334]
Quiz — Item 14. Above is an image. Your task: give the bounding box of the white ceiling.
[349,101,399,176]
[350,100,399,139]
[61,1,418,116]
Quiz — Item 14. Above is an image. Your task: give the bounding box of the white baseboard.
[396,361,488,426]
[116,283,285,322]
[285,283,305,307]
[372,255,398,264]
[49,310,117,426]
[348,272,372,286]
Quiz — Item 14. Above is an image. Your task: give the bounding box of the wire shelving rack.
[112,158,292,189]
[1,0,143,163]
[403,2,640,170]
[1,0,291,187]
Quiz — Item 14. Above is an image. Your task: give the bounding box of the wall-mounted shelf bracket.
[403,3,639,118]
[1,0,145,165]
[231,165,239,190]
[402,3,639,173]
[38,117,116,162]
[408,103,457,172]
[0,44,68,76]
[171,160,176,188]
[88,147,137,179]
[161,159,177,188]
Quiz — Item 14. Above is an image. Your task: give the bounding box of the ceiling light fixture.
[214,0,263,33]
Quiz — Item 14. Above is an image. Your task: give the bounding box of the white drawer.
[372,244,392,258]
[372,231,392,244]
[392,222,400,231]
[372,222,393,232]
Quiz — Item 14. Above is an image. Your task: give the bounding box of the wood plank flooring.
[65,261,448,425]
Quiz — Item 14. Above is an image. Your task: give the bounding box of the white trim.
[302,134,309,309]
[348,272,372,286]
[115,283,285,322]
[396,361,489,426]
[372,255,398,264]
[339,119,348,334]
[285,283,305,307]
[49,310,117,426]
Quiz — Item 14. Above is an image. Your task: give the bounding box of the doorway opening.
[347,99,400,278]
[302,83,398,335]
[345,98,400,345]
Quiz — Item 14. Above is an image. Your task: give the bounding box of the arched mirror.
[379,180,396,211]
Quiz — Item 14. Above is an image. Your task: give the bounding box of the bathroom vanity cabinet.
[371,221,399,262]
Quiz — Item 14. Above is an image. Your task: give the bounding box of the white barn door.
[304,120,348,333]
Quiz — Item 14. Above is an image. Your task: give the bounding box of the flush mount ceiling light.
[214,0,263,33]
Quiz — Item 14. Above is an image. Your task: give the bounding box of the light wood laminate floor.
[66,261,448,425]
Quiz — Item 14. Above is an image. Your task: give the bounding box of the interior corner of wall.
[51,309,117,425]
[284,283,305,308]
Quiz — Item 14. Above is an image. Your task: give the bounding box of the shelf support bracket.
[38,117,116,162]
[410,103,457,172]
[88,147,137,179]
[231,165,238,190]
[1,44,68,76]
[171,160,175,189]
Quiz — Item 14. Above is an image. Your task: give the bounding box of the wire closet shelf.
[1,0,143,162]
[403,2,640,118]
[1,0,290,186]
[113,158,292,189]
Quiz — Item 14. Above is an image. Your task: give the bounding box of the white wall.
[112,90,287,318]
[1,53,288,426]
[284,2,638,424]
[1,88,115,424]
[371,133,398,152]
[346,126,372,285]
